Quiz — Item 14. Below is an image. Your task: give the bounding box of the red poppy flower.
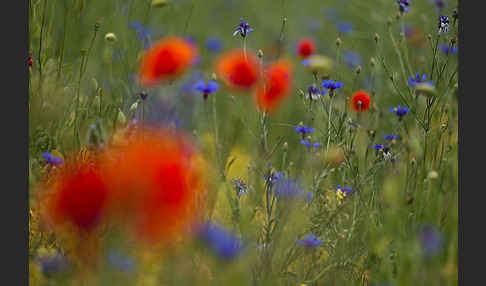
[215,49,260,90]
[350,90,371,112]
[45,161,110,233]
[139,37,198,87]
[297,38,315,59]
[256,60,293,113]
[103,128,207,245]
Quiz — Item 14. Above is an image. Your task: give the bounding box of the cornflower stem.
[276,14,287,59]
[212,92,222,177]
[388,24,409,90]
[436,53,451,88]
[73,52,87,149]
[243,37,247,61]
[262,112,269,154]
[400,19,414,76]
[56,3,70,87]
[430,34,440,80]
[326,96,333,153]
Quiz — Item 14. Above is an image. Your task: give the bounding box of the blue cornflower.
[336,184,355,201]
[296,234,322,248]
[38,253,69,276]
[305,192,314,203]
[42,152,63,166]
[342,51,362,68]
[336,22,354,34]
[206,37,223,52]
[438,15,449,35]
[107,251,135,273]
[295,123,315,137]
[373,144,390,152]
[373,145,392,160]
[307,85,322,100]
[128,21,152,49]
[273,179,304,199]
[419,225,444,258]
[231,178,248,198]
[180,70,204,94]
[321,79,343,95]
[390,105,410,120]
[307,19,322,33]
[233,17,253,38]
[384,134,400,141]
[301,139,321,149]
[408,72,433,87]
[438,44,458,55]
[194,80,219,100]
[263,165,283,185]
[198,222,245,260]
[397,0,411,14]
[429,0,445,11]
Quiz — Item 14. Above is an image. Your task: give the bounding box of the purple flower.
[342,51,362,68]
[194,80,219,100]
[408,72,433,87]
[336,22,354,34]
[42,152,63,166]
[397,0,411,14]
[305,192,314,202]
[429,0,445,11]
[273,179,304,199]
[128,21,152,49]
[438,15,449,35]
[38,253,69,276]
[307,85,322,100]
[438,45,458,55]
[373,144,391,154]
[390,105,410,120]
[296,234,322,248]
[198,223,245,260]
[384,134,400,141]
[233,17,253,38]
[419,225,444,258]
[321,79,343,95]
[107,251,135,272]
[295,124,315,137]
[301,139,320,149]
[206,37,223,52]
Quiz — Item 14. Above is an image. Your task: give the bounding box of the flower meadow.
[28,0,458,285]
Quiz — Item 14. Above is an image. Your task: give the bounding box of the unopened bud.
[374,32,380,44]
[355,65,361,74]
[387,17,393,26]
[104,33,118,43]
[370,57,376,67]
[94,20,101,32]
[336,37,342,47]
[130,102,138,111]
[427,170,439,180]
[450,35,457,45]
[116,109,127,126]
[211,73,217,81]
[152,0,171,7]
[257,49,264,58]
[283,142,288,150]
